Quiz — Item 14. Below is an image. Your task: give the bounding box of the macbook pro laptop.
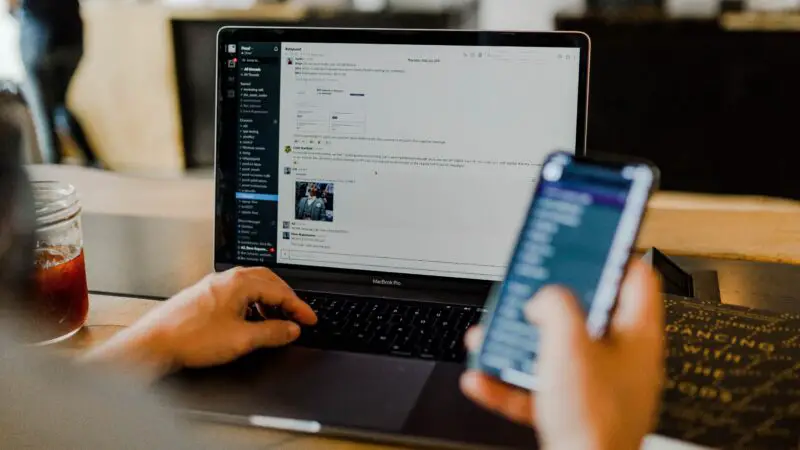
[161,27,590,449]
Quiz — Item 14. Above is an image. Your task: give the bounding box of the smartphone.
[470,151,658,391]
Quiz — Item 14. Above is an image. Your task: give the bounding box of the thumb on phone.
[523,285,592,358]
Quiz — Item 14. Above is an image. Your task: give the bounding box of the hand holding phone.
[463,150,664,449]
[470,151,658,390]
[461,261,665,450]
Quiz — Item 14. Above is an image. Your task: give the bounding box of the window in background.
[478,0,583,30]
[0,0,23,81]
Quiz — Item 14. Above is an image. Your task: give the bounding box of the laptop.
[160,27,590,449]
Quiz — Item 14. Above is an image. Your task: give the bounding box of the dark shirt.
[19,0,80,17]
[17,0,83,47]
[0,327,235,450]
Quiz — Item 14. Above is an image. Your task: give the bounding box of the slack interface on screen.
[227,42,582,280]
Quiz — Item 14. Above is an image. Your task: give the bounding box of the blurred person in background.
[8,0,101,167]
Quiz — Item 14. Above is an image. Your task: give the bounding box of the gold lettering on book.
[696,330,712,339]
[681,344,743,363]
[786,402,800,416]
[664,379,734,403]
[682,362,725,380]
[665,326,775,352]
[662,406,738,427]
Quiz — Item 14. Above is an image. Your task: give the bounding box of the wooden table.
[32,164,800,450]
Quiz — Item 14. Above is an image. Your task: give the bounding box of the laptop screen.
[215,29,588,284]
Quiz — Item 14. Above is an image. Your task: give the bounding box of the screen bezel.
[214,27,592,296]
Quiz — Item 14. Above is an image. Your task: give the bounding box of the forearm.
[79,326,176,384]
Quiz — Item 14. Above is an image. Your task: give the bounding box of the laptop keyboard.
[255,292,486,363]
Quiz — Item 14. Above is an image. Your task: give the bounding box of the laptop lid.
[214,27,590,298]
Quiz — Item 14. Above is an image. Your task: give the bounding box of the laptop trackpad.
[159,347,436,432]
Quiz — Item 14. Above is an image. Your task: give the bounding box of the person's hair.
[0,113,35,312]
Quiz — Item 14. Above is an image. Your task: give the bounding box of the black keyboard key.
[371,323,390,334]
[390,305,407,315]
[390,340,414,356]
[352,332,369,347]
[363,321,378,334]
[442,352,462,362]
[439,330,454,342]
[419,345,435,356]
[328,318,347,330]
[403,336,418,349]
[349,321,366,332]
[329,308,347,319]
[371,334,394,352]
[414,328,431,340]
[346,301,360,311]
[393,326,409,339]
[389,314,407,325]
[368,303,386,314]
[445,337,461,352]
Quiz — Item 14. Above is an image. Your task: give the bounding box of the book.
[659,296,800,449]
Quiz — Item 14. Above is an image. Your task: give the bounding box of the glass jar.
[31,181,89,345]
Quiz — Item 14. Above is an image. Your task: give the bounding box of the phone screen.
[472,152,655,390]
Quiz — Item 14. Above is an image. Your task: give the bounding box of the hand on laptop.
[460,260,664,450]
[82,267,317,382]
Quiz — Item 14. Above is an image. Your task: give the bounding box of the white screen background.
[276,42,582,281]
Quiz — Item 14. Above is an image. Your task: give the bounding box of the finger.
[243,273,318,325]
[237,266,294,290]
[460,370,536,426]
[245,320,302,349]
[523,285,591,354]
[231,267,298,302]
[218,267,295,307]
[464,326,484,352]
[608,259,664,348]
[253,285,317,325]
[225,269,317,325]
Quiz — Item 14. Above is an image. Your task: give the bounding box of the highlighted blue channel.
[236,192,279,202]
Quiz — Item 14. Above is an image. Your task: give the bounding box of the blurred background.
[2,0,800,198]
